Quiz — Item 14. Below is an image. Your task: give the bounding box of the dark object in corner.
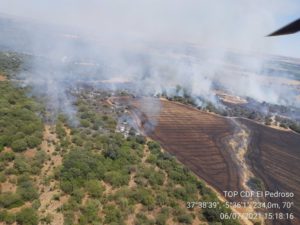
[267,18,300,36]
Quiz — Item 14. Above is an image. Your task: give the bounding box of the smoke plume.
[0,0,300,120]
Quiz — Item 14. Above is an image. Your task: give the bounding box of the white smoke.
[1,0,300,119]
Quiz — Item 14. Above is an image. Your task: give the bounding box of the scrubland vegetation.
[0,52,242,224]
[0,82,44,152]
[0,52,25,78]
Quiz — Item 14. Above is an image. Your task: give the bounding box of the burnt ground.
[238,118,300,225]
[115,97,300,225]
[119,97,243,195]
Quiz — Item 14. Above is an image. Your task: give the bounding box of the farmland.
[119,97,242,195]
[116,96,300,225]
[239,119,300,225]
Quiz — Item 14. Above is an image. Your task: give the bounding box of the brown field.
[238,119,300,225]
[215,90,248,104]
[116,97,300,225]
[118,97,243,195]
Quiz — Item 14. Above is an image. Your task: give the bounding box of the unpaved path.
[37,125,65,225]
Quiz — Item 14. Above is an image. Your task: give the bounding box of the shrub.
[148,171,165,186]
[72,189,85,203]
[56,122,66,139]
[173,187,189,201]
[103,148,118,160]
[17,175,39,202]
[155,192,169,207]
[135,213,155,225]
[135,135,146,144]
[60,150,105,191]
[80,119,90,128]
[32,199,41,210]
[104,171,129,187]
[40,213,53,225]
[177,213,193,224]
[63,210,75,225]
[16,207,38,225]
[0,192,23,209]
[289,122,300,133]
[103,205,123,224]
[0,210,15,224]
[132,188,155,210]
[26,136,42,149]
[0,172,6,182]
[85,180,105,198]
[11,139,28,152]
[79,200,101,224]
[0,151,15,161]
[60,180,74,194]
[14,156,30,173]
[147,141,161,154]
[71,135,84,146]
[156,208,169,225]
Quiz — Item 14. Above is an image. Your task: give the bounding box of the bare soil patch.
[0,74,6,81]
[37,125,65,225]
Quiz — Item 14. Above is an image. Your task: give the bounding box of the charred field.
[114,96,300,225]
[239,118,300,225]
[118,97,242,194]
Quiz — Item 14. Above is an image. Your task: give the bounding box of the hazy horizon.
[0,0,300,58]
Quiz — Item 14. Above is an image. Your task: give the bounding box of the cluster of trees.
[0,52,23,77]
[0,207,38,225]
[59,149,107,194]
[0,150,47,177]
[76,99,117,132]
[0,82,44,152]
[0,58,43,225]
[0,174,39,209]
[275,116,300,133]
[0,150,41,225]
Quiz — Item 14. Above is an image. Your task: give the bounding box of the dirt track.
[115,97,300,225]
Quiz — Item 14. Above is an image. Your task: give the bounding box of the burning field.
[115,96,300,225]
[125,98,242,194]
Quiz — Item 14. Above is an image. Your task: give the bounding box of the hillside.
[0,54,241,225]
[117,96,300,225]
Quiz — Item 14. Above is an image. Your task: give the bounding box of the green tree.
[16,207,38,225]
[11,139,28,152]
[0,192,23,209]
[17,175,39,202]
[85,180,104,198]
[103,205,123,224]
[26,136,41,149]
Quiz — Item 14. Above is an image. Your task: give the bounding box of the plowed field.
[239,119,300,225]
[119,97,242,194]
[115,97,300,225]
